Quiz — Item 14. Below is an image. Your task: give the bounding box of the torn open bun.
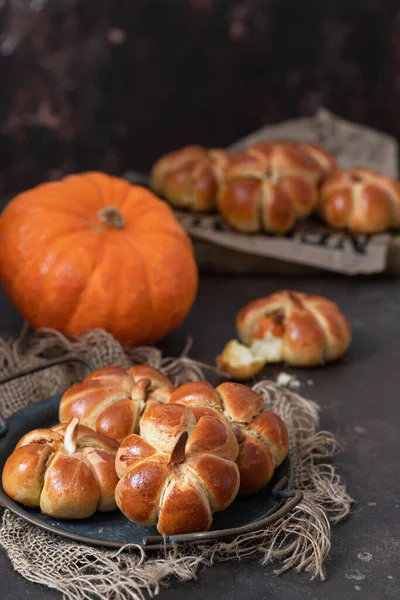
[217,291,351,377]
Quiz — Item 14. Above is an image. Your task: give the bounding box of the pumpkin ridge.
[26,178,105,216]
[130,232,193,266]
[65,237,109,332]
[119,197,171,225]
[8,229,95,321]
[81,173,112,207]
[82,172,131,210]
[128,238,192,336]
[66,237,153,340]
[8,205,89,243]
[109,235,156,341]
[0,218,86,292]
[115,204,159,229]
[119,184,190,225]
[49,235,103,330]
[132,228,193,247]
[101,243,147,336]
[117,183,148,212]
[123,203,192,239]
[12,195,95,223]
[12,203,91,240]
[66,173,113,219]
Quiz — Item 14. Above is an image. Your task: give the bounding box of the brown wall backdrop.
[0,0,399,196]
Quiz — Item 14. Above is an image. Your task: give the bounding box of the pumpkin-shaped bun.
[0,172,198,345]
[2,418,119,519]
[59,364,173,441]
[150,145,228,212]
[218,291,351,377]
[320,168,400,233]
[168,381,289,496]
[218,141,336,233]
[115,402,240,535]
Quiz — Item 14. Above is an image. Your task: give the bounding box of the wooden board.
[193,236,400,276]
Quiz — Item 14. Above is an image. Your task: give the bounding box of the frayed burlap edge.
[0,327,353,600]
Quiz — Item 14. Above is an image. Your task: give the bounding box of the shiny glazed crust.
[150,145,229,212]
[2,419,119,519]
[59,365,173,441]
[320,168,400,233]
[168,381,289,496]
[218,291,351,377]
[239,291,351,364]
[115,402,240,535]
[217,141,336,233]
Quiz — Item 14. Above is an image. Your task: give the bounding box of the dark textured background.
[0,0,400,195]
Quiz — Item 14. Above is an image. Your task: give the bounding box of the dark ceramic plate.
[0,359,302,551]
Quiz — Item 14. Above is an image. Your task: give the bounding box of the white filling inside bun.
[224,340,256,366]
[250,332,283,363]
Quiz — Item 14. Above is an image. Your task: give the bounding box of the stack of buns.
[2,364,289,535]
[151,143,400,234]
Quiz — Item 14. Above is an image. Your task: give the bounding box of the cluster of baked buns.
[151,142,400,234]
[2,365,289,536]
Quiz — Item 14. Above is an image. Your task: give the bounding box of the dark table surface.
[1,275,399,600]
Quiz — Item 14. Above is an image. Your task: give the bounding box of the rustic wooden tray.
[192,238,400,276]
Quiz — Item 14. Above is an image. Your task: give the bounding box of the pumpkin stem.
[169,431,188,465]
[98,206,125,229]
[64,417,79,455]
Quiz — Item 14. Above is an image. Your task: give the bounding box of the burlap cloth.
[0,327,353,600]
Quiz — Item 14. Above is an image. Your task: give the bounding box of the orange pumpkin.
[0,172,198,345]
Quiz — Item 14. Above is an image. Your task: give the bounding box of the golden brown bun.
[169,381,289,496]
[218,290,351,376]
[150,145,228,212]
[169,381,222,411]
[59,365,173,441]
[115,402,240,535]
[217,141,336,234]
[320,168,400,233]
[2,418,119,518]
